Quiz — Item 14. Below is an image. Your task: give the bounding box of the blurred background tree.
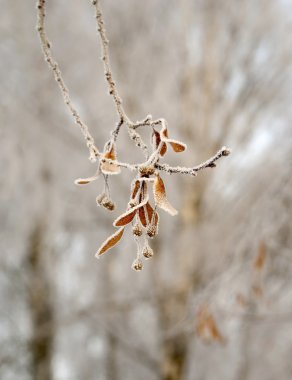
[0,0,292,379]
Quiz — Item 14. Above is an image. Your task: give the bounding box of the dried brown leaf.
[162,127,169,138]
[153,174,178,216]
[152,128,161,149]
[160,142,168,156]
[146,202,159,226]
[95,227,125,257]
[131,180,140,199]
[101,144,121,175]
[160,125,186,153]
[114,195,149,227]
[168,139,187,153]
[152,128,167,156]
[139,206,147,227]
[114,208,137,227]
[74,176,99,185]
[74,167,100,185]
[139,202,159,227]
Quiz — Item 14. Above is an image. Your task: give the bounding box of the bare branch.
[91,0,131,125]
[100,158,138,171]
[36,0,100,161]
[91,0,150,157]
[155,147,231,176]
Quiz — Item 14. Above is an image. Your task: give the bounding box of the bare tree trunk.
[26,223,54,380]
[160,335,187,380]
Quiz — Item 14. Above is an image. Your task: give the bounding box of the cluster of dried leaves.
[37,0,230,270]
[75,121,188,269]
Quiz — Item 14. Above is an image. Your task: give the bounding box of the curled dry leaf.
[139,205,148,227]
[139,202,159,228]
[95,227,125,257]
[113,194,149,227]
[100,143,121,175]
[152,128,167,157]
[167,139,187,153]
[74,176,99,185]
[131,180,140,199]
[74,167,100,185]
[160,124,186,153]
[153,174,178,216]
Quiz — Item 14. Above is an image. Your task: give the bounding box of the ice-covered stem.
[100,158,138,171]
[155,147,231,176]
[36,0,100,161]
[101,146,231,176]
[92,0,130,125]
[91,0,149,157]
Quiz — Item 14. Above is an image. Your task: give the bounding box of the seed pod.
[132,223,143,237]
[142,243,154,259]
[146,224,157,238]
[101,198,115,211]
[96,193,106,206]
[97,194,115,211]
[131,258,143,271]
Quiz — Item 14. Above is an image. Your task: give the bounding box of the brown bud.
[131,258,143,271]
[142,244,154,259]
[139,165,155,177]
[132,223,143,237]
[147,225,157,238]
[222,148,231,156]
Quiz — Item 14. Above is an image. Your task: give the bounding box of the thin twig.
[100,158,138,171]
[131,115,153,129]
[155,147,231,176]
[127,127,149,158]
[91,0,149,157]
[36,0,100,161]
[91,0,130,125]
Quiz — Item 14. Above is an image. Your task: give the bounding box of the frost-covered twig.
[91,0,149,158]
[155,147,231,176]
[36,0,100,161]
[92,0,130,125]
[100,158,138,171]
